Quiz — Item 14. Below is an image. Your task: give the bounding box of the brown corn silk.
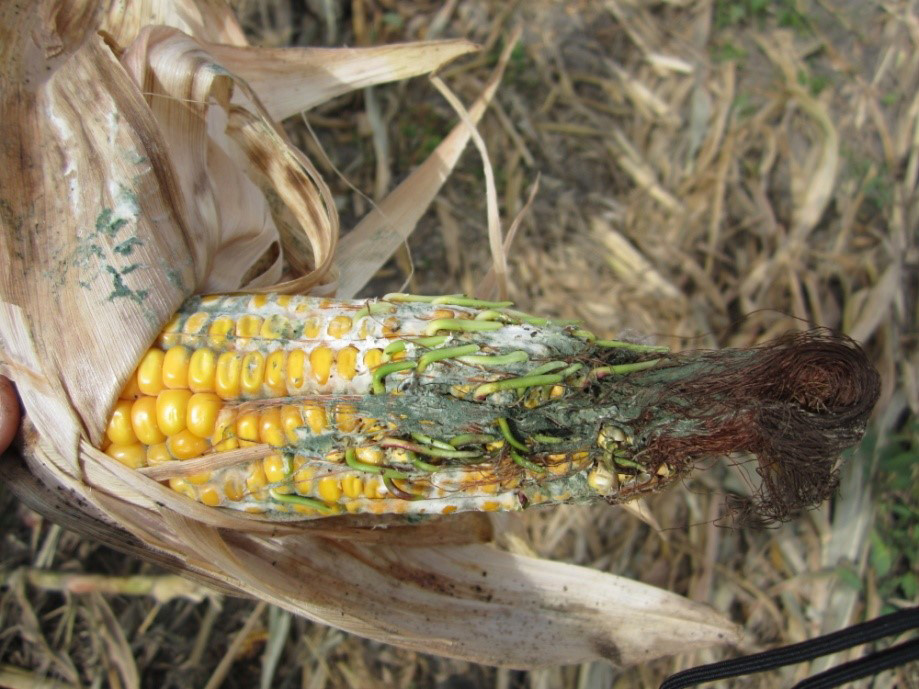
[0,0,878,669]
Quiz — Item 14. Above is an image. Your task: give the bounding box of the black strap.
[792,636,919,689]
[659,606,919,689]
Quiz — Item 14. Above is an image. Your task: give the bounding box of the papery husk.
[0,0,740,667]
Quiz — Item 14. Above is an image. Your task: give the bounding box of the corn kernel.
[363,348,383,371]
[130,396,165,444]
[304,318,320,338]
[186,471,212,485]
[240,351,266,397]
[160,314,181,348]
[281,405,302,444]
[382,317,399,337]
[259,408,285,447]
[309,346,333,385]
[145,442,172,466]
[302,403,328,434]
[224,475,244,501]
[263,453,287,483]
[287,349,306,390]
[162,345,191,389]
[106,443,146,469]
[236,410,260,443]
[432,308,454,319]
[260,314,287,339]
[188,348,217,392]
[208,316,234,348]
[106,399,137,445]
[336,346,358,381]
[167,429,209,460]
[318,476,342,502]
[137,348,165,396]
[327,315,353,338]
[199,486,221,506]
[342,474,363,498]
[335,404,358,432]
[182,311,209,334]
[187,392,223,438]
[246,461,269,495]
[119,370,142,400]
[249,294,268,309]
[236,314,262,338]
[215,352,242,399]
[156,389,192,436]
[264,350,287,396]
[168,477,197,500]
[356,446,384,465]
[276,295,291,308]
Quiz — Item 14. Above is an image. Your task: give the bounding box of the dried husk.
[0,0,740,667]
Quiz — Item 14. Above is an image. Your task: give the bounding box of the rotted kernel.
[264,350,287,396]
[159,315,182,348]
[336,346,358,381]
[215,352,243,399]
[303,318,320,338]
[236,314,263,339]
[363,348,383,371]
[137,349,165,396]
[249,294,268,309]
[355,446,384,465]
[131,396,165,445]
[260,314,288,339]
[224,475,245,501]
[240,351,266,397]
[287,350,306,390]
[302,403,328,434]
[246,461,269,498]
[168,477,197,500]
[327,315,353,338]
[182,311,209,335]
[335,404,359,432]
[208,316,234,348]
[280,405,302,443]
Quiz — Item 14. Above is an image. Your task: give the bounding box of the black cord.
[791,637,919,689]
[659,606,919,689]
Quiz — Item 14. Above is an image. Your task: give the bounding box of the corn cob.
[101,293,878,522]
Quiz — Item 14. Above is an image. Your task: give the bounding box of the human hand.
[0,376,19,453]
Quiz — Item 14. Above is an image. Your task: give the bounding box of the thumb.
[0,376,20,454]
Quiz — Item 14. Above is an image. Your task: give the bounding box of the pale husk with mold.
[0,0,739,667]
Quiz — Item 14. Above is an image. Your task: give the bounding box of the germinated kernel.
[156,389,192,436]
[258,408,285,447]
[264,350,286,396]
[309,346,333,385]
[168,477,197,500]
[182,311,209,334]
[120,371,142,400]
[327,315,352,338]
[146,442,172,466]
[318,476,342,502]
[106,399,137,445]
[336,346,358,381]
[224,475,245,501]
[131,396,166,445]
[236,314,262,338]
[106,443,146,469]
[263,453,287,483]
[363,348,383,371]
[168,429,210,460]
[302,403,328,434]
[236,410,260,443]
[304,318,320,338]
[215,352,242,399]
[199,485,221,506]
[287,349,306,390]
[355,446,384,465]
[281,405,302,443]
[335,404,358,432]
[137,349,165,396]
[342,474,363,498]
[240,351,266,397]
[208,316,234,348]
[187,393,223,438]
[188,348,217,392]
[260,314,287,339]
[162,345,191,389]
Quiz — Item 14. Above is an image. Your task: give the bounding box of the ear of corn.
[104,292,673,518]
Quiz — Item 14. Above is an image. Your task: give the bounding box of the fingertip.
[0,376,20,454]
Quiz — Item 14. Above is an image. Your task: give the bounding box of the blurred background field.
[1,1,916,687]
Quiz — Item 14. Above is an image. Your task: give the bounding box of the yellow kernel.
[146,442,172,466]
[246,461,269,495]
[260,315,287,339]
[295,478,313,495]
[382,317,399,337]
[345,500,363,514]
[160,314,181,348]
[302,403,328,434]
[276,295,291,308]
[215,352,243,399]
[168,477,197,500]
[482,501,501,512]
[324,450,344,463]
[211,412,237,445]
[355,446,384,465]
[303,318,320,338]
[106,399,137,445]
[156,389,191,436]
[264,350,287,396]
[236,314,263,338]
[106,443,146,469]
[358,320,368,339]
[287,349,306,390]
[342,474,363,498]
[186,471,212,485]
[235,410,260,443]
[199,486,221,506]
[187,393,223,438]
[432,308,454,319]
[249,294,268,309]
[281,405,302,444]
[309,346,333,385]
[362,476,384,499]
[335,404,359,433]
[327,315,353,338]
[188,348,217,392]
[137,349,165,396]
[162,346,191,389]
[214,438,239,452]
[317,476,342,502]
[263,453,287,483]
[363,348,383,371]
[336,346,358,381]
[167,429,209,460]
[208,316,234,348]
[182,311,209,334]
[240,351,266,397]
[550,385,565,399]
[441,505,458,515]
[119,370,142,400]
[259,408,285,447]
[130,396,165,445]
[224,475,244,501]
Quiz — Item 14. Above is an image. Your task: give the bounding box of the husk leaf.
[0,0,741,667]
